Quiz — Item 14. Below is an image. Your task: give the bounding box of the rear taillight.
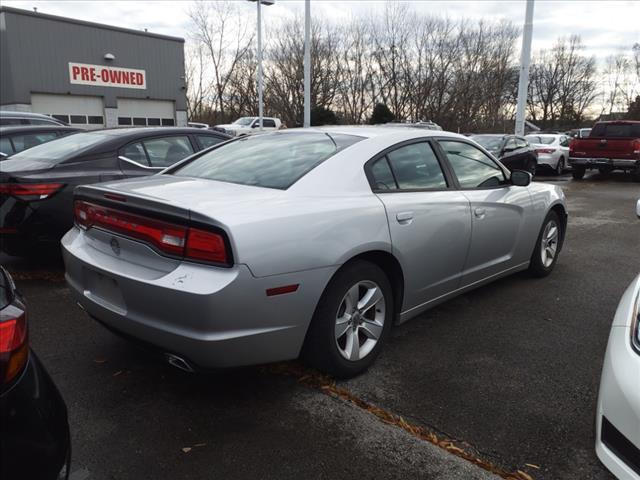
[535,148,556,154]
[632,139,640,156]
[0,183,64,201]
[74,200,230,265]
[0,305,28,387]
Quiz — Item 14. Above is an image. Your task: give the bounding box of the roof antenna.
[33,7,38,12]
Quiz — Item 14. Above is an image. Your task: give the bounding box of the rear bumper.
[569,157,639,170]
[62,227,335,369]
[0,352,71,480]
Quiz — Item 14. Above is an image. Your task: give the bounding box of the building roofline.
[0,6,185,43]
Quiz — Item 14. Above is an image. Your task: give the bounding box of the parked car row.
[0,127,231,256]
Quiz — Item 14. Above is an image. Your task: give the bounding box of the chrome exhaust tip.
[165,353,195,373]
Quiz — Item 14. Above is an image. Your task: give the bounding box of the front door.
[436,139,532,286]
[369,140,472,311]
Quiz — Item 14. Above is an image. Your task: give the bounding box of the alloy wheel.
[540,220,559,267]
[334,280,386,362]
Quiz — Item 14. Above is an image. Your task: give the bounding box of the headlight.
[632,288,640,354]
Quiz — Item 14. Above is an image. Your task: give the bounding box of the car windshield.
[471,136,503,150]
[6,131,108,164]
[232,117,255,126]
[171,132,363,189]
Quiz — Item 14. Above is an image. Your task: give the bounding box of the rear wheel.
[572,167,585,180]
[302,261,393,378]
[526,158,537,176]
[556,157,565,175]
[598,166,613,175]
[529,211,562,278]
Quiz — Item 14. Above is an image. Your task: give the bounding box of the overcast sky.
[3,0,639,60]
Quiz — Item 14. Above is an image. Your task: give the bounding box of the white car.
[595,199,640,480]
[525,134,572,175]
[215,117,281,137]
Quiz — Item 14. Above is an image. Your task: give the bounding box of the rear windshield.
[6,131,109,164]
[536,136,556,145]
[590,123,640,138]
[171,132,363,189]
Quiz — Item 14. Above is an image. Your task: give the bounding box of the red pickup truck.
[569,120,640,181]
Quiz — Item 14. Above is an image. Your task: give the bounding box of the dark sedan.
[470,134,538,174]
[0,127,231,256]
[0,266,71,480]
[1,125,83,158]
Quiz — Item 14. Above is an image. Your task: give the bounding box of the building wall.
[0,8,187,115]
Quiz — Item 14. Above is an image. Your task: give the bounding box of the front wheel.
[572,167,585,180]
[529,211,562,278]
[302,260,393,378]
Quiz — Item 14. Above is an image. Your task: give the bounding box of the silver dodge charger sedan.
[62,127,567,377]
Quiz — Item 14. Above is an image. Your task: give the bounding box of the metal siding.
[0,9,186,111]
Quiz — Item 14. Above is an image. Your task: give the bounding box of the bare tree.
[188,1,254,123]
[184,42,213,122]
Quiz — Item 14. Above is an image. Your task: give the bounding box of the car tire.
[526,158,537,176]
[302,260,394,378]
[556,157,565,175]
[598,167,613,175]
[572,167,585,180]
[633,168,640,182]
[528,211,562,278]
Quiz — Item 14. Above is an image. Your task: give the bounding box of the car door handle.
[396,212,414,224]
[474,208,486,218]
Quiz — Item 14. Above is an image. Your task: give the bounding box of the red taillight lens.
[535,148,555,154]
[0,307,28,386]
[185,228,228,264]
[74,201,230,265]
[0,183,64,201]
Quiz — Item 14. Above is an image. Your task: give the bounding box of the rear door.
[436,139,532,286]
[369,140,471,310]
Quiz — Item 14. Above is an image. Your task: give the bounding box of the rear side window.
[10,132,59,153]
[122,142,148,166]
[263,119,276,128]
[590,123,640,138]
[172,132,363,190]
[144,136,194,168]
[370,158,397,190]
[439,140,505,189]
[384,142,447,190]
[196,134,224,149]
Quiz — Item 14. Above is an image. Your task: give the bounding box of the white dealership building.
[0,6,188,129]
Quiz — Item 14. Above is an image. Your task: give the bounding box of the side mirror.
[252,123,259,128]
[511,170,532,187]
[636,199,640,219]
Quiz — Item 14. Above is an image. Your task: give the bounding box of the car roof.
[0,110,58,120]
[89,127,231,139]
[0,125,82,135]
[305,125,461,140]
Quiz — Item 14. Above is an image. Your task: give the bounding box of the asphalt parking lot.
[2,171,638,480]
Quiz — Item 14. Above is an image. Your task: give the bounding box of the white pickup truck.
[214,117,282,137]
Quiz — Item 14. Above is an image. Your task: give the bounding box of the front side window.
[0,137,15,155]
[439,140,505,189]
[384,142,447,190]
[172,132,362,190]
[143,136,194,168]
[504,138,517,150]
[263,119,276,128]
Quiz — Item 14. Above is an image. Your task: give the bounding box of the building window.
[118,117,132,126]
[133,117,147,126]
[52,114,70,123]
[70,115,87,124]
[161,118,175,126]
[147,118,161,126]
[88,116,104,125]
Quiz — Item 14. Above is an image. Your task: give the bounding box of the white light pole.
[249,0,275,130]
[515,0,534,136]
[303,0,311,128]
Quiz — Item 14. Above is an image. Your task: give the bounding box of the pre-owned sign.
[68,62,146,89]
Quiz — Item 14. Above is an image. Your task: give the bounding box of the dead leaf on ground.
[112,370,123,377]
[181,447,192,453]
[193,443,207,448]
[525,463,540,469]
[93,358,108,364]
